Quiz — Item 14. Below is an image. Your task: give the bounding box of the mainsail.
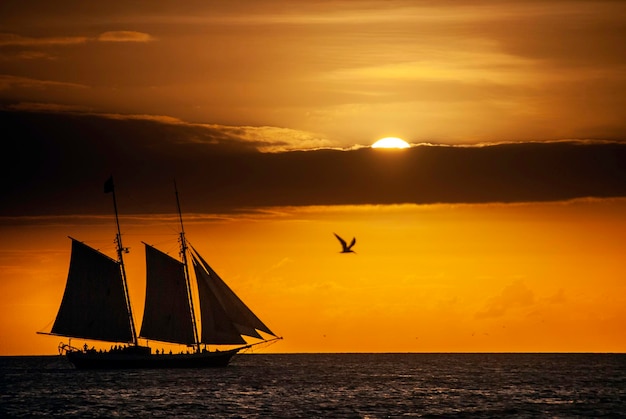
[51,238,134,343]
[139,244,196,345]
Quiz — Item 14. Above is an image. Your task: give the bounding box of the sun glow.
[372,137,410,149]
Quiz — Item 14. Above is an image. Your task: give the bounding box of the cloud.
[0,33,88,46]
[0,75,88,91]
[7,102,92,112]
[97,31,155,43]
[214,125,333,152]
[0,51,57,61]
[544,288,566,305]
[267,258,293,272]
[97,112,186,124]
[0,31,154,63]
[5,106,331,152]
[1,2,624,143]
[476,280,535,319]
[1,109,625,216]
[0,32,154,46]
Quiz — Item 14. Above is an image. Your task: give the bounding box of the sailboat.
[38,177,281,369]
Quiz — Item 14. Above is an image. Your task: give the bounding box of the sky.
[2,0,626,144]
[1,1,625,355]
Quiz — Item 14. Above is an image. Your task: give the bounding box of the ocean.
[1,353,625,418]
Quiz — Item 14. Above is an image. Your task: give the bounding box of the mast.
[105,176,138,345]
[175,181,201,352]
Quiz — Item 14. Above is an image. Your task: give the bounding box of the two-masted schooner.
[38,177,280,369]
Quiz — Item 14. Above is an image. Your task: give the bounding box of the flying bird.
[334,233,356,253]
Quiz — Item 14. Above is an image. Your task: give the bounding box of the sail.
[193,258,247,344]
[139,244,195,345]
[191,246,276,339]
[51,239,133,343]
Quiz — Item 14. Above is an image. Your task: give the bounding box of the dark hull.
[66,348,240,370]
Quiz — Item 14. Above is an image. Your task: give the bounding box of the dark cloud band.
[2,110,625,216]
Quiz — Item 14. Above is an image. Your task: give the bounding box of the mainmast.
[174,181,201,352]
[105,176,138,345]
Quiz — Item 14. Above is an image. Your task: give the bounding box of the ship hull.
[66,348,240,370]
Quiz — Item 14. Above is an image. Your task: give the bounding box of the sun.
[371,137,410,149]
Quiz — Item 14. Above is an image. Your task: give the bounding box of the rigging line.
[240,336,284,354]
[108,176,138,346]
[145,239,179,256]
[174,180,201,353]
[37,318,55,334]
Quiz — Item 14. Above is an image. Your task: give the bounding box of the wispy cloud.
[98,112,184,124]
[6,105,331,152]
[216,125,333,152]
[0,33,88,46]
[0,31,154,46]
[1,1,624,142]
[267,257,293,272]
[476,280,535,319]
[0,51,57,61]
[0,75,87,90]
[101,112,329,151]
[97,31,154,43]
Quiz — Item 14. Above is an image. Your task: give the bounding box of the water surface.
[1,353,625,417]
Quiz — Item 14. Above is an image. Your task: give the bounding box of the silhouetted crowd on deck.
[81,343,217,355]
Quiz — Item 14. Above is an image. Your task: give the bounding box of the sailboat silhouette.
[38,177,281,369]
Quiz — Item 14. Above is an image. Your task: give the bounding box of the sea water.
[1,353,625,418]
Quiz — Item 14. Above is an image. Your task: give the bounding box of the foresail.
[193,259,247,345]
[139,244,195,345]
[191,246,276,340]
[51,239,133,343]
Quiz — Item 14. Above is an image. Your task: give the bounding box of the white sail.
[191,246,276,339]
[139,244,195,345]
[51,238,134,343]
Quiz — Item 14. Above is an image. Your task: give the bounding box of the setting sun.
[372,137,411,149]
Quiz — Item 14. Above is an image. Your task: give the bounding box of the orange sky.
[2,199,625,355]
[1,1,625,355]
[1,0,626,146]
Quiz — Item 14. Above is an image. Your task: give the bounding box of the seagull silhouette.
[334,233,356,253]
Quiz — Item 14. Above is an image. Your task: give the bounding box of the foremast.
[105,176,138,346]
[175,181,201,353]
